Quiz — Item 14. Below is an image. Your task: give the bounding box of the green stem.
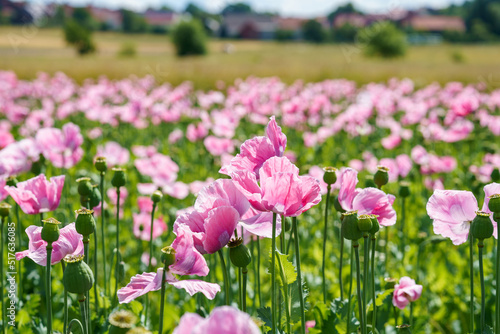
[83,238,91,334]
[363,236,369,332]
[62,262,68,334]
[371,235,377,332]
[470,233,474,333]
[113,188,121,307]
[384,228,389,270]
[16,204,22,304]
[410,301,413,327]
[251,240,257,311]
[40,213,44,226]
[158,266,168,334]
[354,242,366,334]
[394,305,398,327]
[496,214,500,334]
[93,224,99,319]
[100,173,108,300]
[400,197,406,262]
[79,299,88,334]
[148,203,158,271]
[322,184,331,303]
[340,236,345,300]
[347,247,353,334]
[239,267,243,309]
[292,216,306,334]
[257,237,262,308]
[46,244,53,334]
[1,218,5,334]
[242,267,248,313]
[479,240,485,334]
[277,254,291,334]
[217,249,230,305]
[271,212,277,334]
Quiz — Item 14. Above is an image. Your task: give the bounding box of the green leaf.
[309,298,358,334]
[269,250,297,287]
[289,279,309,324]
[483,325,494,334]
[367,288,394,312]
[257,307,282,334]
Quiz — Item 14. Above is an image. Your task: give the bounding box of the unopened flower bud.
[151,190,163,203]
[369,215,380,235]
[491,168,500,182]
[76,177,93,196]
[161,246,176,267]
[399,182,410,198]
[228,238,252,268]
[75,209,96,236]
[471,211,493,241]
[0,203,11,218]
[95,156,107,173]
[396,324,412,333]
[41,217,61,244]
[108,309,137,334]
[89,185,102,208]
[333,195,344,213]
[374,166,389,188]
[111,168,127,188]
[385,277,396,289]
[341,211,362,241]
[323,167,337,185]
[63,254,94,298]
[488,194,500,214]
[358,214,373,232]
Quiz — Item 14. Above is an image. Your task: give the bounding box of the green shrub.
[63,19,96,55]
[302,20,327,43]
[332,23,358,43]
[171,20,207,56]
[117,42,137,58]
[274,29,295,42]
[357,22,407,58]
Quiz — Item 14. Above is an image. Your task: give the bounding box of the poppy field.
[0,71,500,334]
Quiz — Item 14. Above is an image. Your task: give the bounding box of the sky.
[28,0,467,17]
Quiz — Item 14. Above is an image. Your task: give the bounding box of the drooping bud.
[0,203,11,218]
[151,190,163,204]
[161,246,176,267]
[358,214,373,233]
[488,194,500,214]
[89,184,102,209]
[471,211,493,241]
[75,208,96,236]
[41,217,61,244]
[396,324,412,333]
[323,167,337,185]
[108,309,137,334]
[374,166,389,188]
[384,277,397,289]
[111,168,127,188]
[94,156,107,173]
[228,238,252,268]
[341,211,363,241]
[399,181,410,198]
[491,168,500,182]
[63,254,94,299]
[368,215,380,235]
[76,177,93,197]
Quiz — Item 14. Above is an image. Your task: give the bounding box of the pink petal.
[173,313,204,334]
[338,168,359,211]
[118,269,162,304]
[265,116,287,157]
[353,188,397,226]
[203,206,240,254]
[167,274,220,300]
[170,225,209,277]
[195,179,249,217]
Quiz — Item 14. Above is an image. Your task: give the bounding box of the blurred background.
[1,0,500,89]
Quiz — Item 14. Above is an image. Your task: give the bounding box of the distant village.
[1,0,466,42]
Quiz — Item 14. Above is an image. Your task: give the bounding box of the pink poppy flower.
[135,153,179,188]
[0,178,8,201]
[306,320,316,333]
[231,156,321,217]
[393,276,422,310]
[0,138,41,178]
[141,252,157,267]
[96,141,130,167]
[5,174,65,215]
[35,123,84,168]
[337,168,396,226]
[220,116,287,178]
[173,306,260,334]
[483,183,500,215]
[168,129,184,144]
[107,187,128,205]
[133,212,168,241]
[16,222,84,266]
[137,196,154,213]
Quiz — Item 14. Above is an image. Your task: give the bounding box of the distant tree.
[72,7,97,31]
[332,23,358,42]
[51,5,66,26]
[357,22,407,58]
[327,3,360,25]
[302,20,327,43]
[185,3,205,18]
[274,29,295,42]
[171,19,207,56]
[121,9,148,33]
[64,19,96,55]
[466,0,500,36]
[221,3,252,15]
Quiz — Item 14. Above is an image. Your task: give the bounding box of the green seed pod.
[76,177,93,196]
[384,277,396,289]
[161,246,176,267]
[228,238,252,268]
[108,309,137,334]
[369,215,380,235]
[374,166,389,188]
[41,217,61,244]
[111,168,127,188]
[396,324,412,333]
[492,168,500,183]
[488,194,500,214]
[358,214,373,232]
[333,195,345,213]
[471,211,493,241]
[63,255,94,297]
[341,211,363,241]
[5,176,18,187]
[151,190,163,204]
[399,181,410,198]
[0,203,11,218]
[364,175,376,188]
[95,156,108,173]
[89,184,102,209]
[75,209,96,236]
[322,167,337,185]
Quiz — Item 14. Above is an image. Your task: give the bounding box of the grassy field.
[1,26,500,89]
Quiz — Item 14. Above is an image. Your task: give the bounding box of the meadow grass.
[1,27,500,89]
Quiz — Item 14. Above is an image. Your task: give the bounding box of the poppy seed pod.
[341,211,363,241]
[399,182,410,198]
[491,168,500,182]
[471,211,493,241]
[488,194,500,213]
[374,166,389,188]
[358,214,373,232]
[396,325,412,333]
[41,217,61,244]
[228,238,252,268]
[75,209,96,236]
[151,190,163,204]
[369,215,380,235]
[0,202,11,218]
[323,167,337,185]
[161,246,176,267]
[111,168,127,188]
[63,255,94,299]
[89,185,102,209]
[94,156,107,173]
[76,177,93,197]
[108,310,137,334]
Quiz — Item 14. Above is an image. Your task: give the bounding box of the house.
[0,0,33,24]
[276,17,304,39]
[143,9,180,27]
[221,13,277,39]
[333,13,366,28]
[87,5,122,29]
[401,15,466,33]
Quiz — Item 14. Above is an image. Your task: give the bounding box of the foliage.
[117,42,137,58]
[274,29,295,42]
[357,22,407,58]
[302,20,327,43]
[331,23,358,43]
[327,2,361,24]
[171,19,207,56]
[121,9,148,34]
[63,19,96,55]
[221,2,253,15]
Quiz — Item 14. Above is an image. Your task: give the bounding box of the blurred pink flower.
[96,141,130,167]
[141,252,157,267]
[36,123,84,168]
[0,138,41,178]
[107,187,128,205]
[186,123,208,142]
[16,222,84,266]
[204,136,234,156]
[306,320,316,333]
[0,178,8,201]
[5,174,65,215]
[137,196,154,213]
[393,276,422,310]
[133,212,168,241]
[132,145,157,158]
[168,129,184,144]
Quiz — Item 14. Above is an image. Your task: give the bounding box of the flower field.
[1,70,500,334]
